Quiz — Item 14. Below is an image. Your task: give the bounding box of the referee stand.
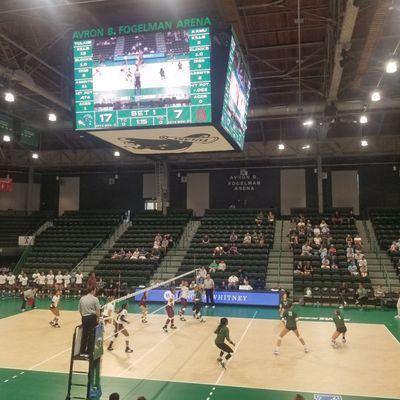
[66,324,104,400]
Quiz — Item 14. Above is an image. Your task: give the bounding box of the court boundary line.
[383,324,400,345]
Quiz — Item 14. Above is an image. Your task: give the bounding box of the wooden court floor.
[0,309,399,399]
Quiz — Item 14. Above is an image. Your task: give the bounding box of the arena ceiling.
[0,0,399,169]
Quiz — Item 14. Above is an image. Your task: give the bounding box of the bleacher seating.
[0,212,49,247]
[92,37,117,62]
[370,209,400,278]
[292,211,372,304]
[178,209,275,288]
[123,34,157,55]
[95,210,192,288]
[22,210,123,274]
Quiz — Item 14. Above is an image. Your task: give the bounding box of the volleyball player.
[331,309,347,348]
[37,272,46,294]
[102,296,115,326]
[178,281,189,321]
[46,270,55,292]
[107,303,133,353]
[0,271,6,294]
[163,287,176,333]
[6,272,16,295]
[55,270,63,290]
[279,291,290,317]
[274,303,308,355]
[192,285,205,323]
[75,270,83,294]
[49,290,61,328]
[215,317,235,369]
[139,292,148,323]
[63,271,71,295]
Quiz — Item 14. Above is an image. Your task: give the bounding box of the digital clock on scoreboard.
[73,25,211,130]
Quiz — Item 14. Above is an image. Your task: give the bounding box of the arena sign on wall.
[227,169,261,191]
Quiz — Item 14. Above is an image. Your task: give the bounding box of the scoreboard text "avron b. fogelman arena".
[72,17,251,154]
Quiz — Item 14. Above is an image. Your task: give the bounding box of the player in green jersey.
[331,309,347,348]
[274,302,308,355]
[192,285,205,323]
[215,317,236,369]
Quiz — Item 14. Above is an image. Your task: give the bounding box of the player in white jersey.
[46,270,55,290]
[0,271,6,293]
[63,272,71,292]
[179,281,190,321]
[32,270,40,285]
[6,272,16,294]
[55,271,63,289]
[49,290,61,328]
[107,303,133,353]
[37,272,46,294]
[102,296,115,326]
[20,273,28,289]
[75,270,83,291]
[162,287,176,333]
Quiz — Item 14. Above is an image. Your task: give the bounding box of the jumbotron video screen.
[73,27,211,130]
[220,32,251,150]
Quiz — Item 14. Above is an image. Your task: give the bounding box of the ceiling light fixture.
[302,119,314,127]
[3,135,11,142]
[385,60,398,74]
[48,113,57,122]
[370,91,381,102]
[302,144,311,150]
[278,143,285,150]
[32,153,39,159]
[361,139,368,147]
[4,92,15,102]
[114,151,120,157]
[359,115,368,124]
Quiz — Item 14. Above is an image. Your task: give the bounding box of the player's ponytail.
[215,317,228,334]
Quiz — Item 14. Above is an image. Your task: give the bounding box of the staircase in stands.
[266,220,293,292]
[72,220,131,276]
[356,220,399,292]
[153,220,201,281]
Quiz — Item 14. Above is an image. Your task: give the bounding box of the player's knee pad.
[277,335,282,340]
[182,307,186,312]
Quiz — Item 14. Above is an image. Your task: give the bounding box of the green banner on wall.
[0,114,13,133]
[20,124,39,148]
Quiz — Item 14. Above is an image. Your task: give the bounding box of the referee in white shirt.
[78,287,100,356]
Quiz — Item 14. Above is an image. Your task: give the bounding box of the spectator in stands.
[313,225,321,237]
[118,248,125,258]
[229,231,238,243]
[346,245,354,261]
[346,210,356,226]
[217,260,226,271]
[243,232,252,246]
[252,231,259,244]
[356,283,368,309]
[321,256,330,269]
[303,262,313,276]
[294,262,304,276]
[332,211,343,225]
[321,224,330,237]
[209,260,219,273]
[131,248,140,259]
[220,280,227,290]
[255,211,264,226]
[319,245,328,260]
[125,250,132,259]
[267,211,275,225]
[203,274,215,308]
[254,277,264,290]
[359,264,368,278]
[345,235,353,247]
[319,219,328,230]
[314,234,322,247]
[289,232,298,249]
[348,260,359,276]
[301,242,312,256]
[213,244,224,257]
[229,243,241,255]
[111,251,119,260]
[222,243,230,255]
[389,241,398,254]
[331,256,339,269]
[259,233,266,247]
[354,234,362,249]
[155,233,162,243]
[228,274,239,289]
[161,237,169,252]
[202,235,210,245]
[339,282,348,308]
[139,248,147,259]
[374,285,386,308]
[354,250,363,263]
[241,278,253,290]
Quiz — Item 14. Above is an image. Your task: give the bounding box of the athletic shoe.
[342,337,346,344]
[273,349,279,355]
[331,342,338,348]
[180,317,186,321]
[395,315,400,319]
[205,305,209,308]
[21,309,25,312]
[339,305,344,309]
[54,323,61,328]
[107,347,114,351]
[170,325,177,330]
[217,357,222,362]
[162,326,168,333]
[304,347,309,353]
[49,321,54,327]
[125,347,133,353]
[200,318,206,323]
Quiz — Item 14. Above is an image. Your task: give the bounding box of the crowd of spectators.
[111,233,173,262]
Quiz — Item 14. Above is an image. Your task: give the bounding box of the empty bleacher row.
[23,210,124,274]
[291,210,372,303]
[370,209,400,278]
[0,212,49,247]
[94,210,192,287]
[177,209,275,288]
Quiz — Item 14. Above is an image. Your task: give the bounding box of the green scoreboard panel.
[220,32,251,150]
[73,25,211,130]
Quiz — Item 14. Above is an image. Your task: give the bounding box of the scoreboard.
[73,27,211,130]
[72,18,251,154]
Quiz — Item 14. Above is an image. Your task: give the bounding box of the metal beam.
[327,0,359,102]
